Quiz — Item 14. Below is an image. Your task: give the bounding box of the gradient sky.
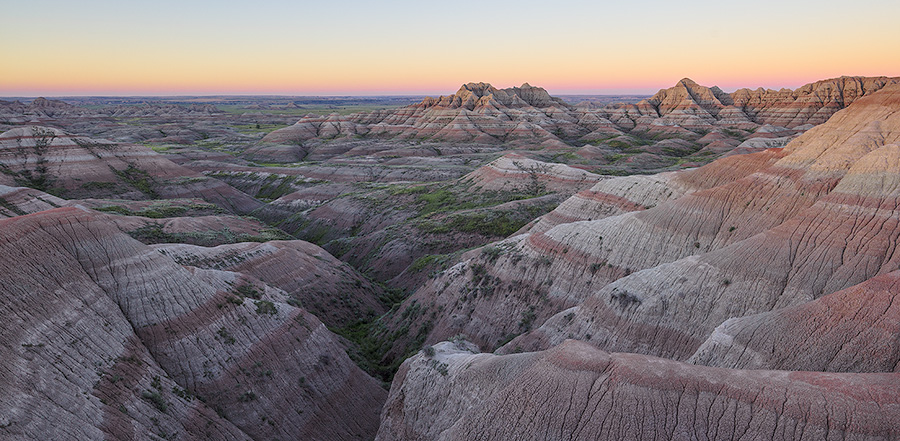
[2,0,899,96]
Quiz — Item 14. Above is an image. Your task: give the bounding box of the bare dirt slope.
[0,207,385,440]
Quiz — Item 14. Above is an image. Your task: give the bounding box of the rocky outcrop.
[262,77,899,164]
[378,340,900,441]
[640,76,899,129]
[0,207,386,440]
[381,82,900,362]
[0,185,67,217]
[0,98,222,122]
[528,144,786,232]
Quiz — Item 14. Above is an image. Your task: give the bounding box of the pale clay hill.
[0,207,385,440]
[377,340,900,441]
[1,77,900,441]
[225,76,899,287]
[381,81,900,358]
[375,82,900,440]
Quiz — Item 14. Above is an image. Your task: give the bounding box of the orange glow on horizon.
[2,0,898,97]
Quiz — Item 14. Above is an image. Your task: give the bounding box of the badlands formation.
[1,76,899,440]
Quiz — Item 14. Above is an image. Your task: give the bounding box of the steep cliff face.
[0,207,385,440]
[377,341,900,441]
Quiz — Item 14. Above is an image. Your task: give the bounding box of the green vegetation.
[721,128,746,139]
[418,211,524,237]
[80,181,118,191]
[254,300,277,315]
[409,253,453,273]
[126,223,291,245]
[427,359,449,376]
[95,201,223,218]
[142,390,168,412]
[257,174,300,201]
[217,327,236,345]
[142,376,168,412]
[519,306,537,331]
[606,139,633,150]
[416,202,554,238]
[0,197,26,216]
[329,295,437,384]
[660,145,699,157]
[236,284,262,299]
[405,184,550,218]
[172,386,192,401]
[110,164,158,198]
[416,188,458,215]
[216,104,405,116]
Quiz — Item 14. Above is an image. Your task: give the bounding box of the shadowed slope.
[153,240,387,327]
[0,207,385,440]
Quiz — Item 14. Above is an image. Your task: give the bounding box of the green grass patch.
[257,174,300,201]
[127,223,291,245]
[110,164,158,198]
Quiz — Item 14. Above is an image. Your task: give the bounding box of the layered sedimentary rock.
[528,144,787,232]
[382,82,900,361]
[689,270,900,373]
[378,340,900,441]
[0,126,261,213]
[0,185,67,218]
[376,79,900,435]
[515,83,900,360]
[263,77,898,154]
[0,207,385,440]
[153,240,387,327]
[459,153,601,195]
[0,98,222,122]
[0,185,283,246]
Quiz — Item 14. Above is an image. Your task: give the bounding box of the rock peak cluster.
[1,75,899,441]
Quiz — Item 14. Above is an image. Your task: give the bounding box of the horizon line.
[3,74,897,99]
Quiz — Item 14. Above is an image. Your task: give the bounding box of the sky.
[2,0,899,96]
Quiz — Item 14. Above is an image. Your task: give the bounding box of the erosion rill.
[1,77,899,440]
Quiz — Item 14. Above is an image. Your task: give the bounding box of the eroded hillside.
[2,78,898,440]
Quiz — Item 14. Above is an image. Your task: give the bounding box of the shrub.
[142,390,168,412]
[255,300,277,315]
